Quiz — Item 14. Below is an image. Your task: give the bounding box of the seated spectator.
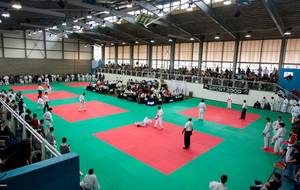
[253,101,261,109]
[209,174,228,190]
[249,172,281,190]
[264,103,271,111]
[80,168,100,190]
[59,137,70,154]
[2,139,33,172]
[293,168,300,189]
[284,145,300,180]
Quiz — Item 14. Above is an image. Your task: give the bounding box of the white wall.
[102,73,276,106]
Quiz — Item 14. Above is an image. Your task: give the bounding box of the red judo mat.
[94,120,224,175]
[8,85,55,91]
[261,147,285,156]
[51,101,128,122]
[23,91,80,102]
[177,105,262,129]
[61,82,90,87]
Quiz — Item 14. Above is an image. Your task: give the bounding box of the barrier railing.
[98,68,278,92]
[0,98,61,160]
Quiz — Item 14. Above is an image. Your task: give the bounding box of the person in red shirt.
[30,113,39,130]
[285,129,297,161]
[290,89,300,99]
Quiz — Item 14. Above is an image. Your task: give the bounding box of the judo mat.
[51,100,128,122]
[8,85,55,91]
[177,105,262,129]
[261,147,285,156]
[61,82,90,87]
[23,91,80,102]
[94,120,224,175]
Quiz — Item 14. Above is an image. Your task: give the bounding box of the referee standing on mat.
[182,118,193,149]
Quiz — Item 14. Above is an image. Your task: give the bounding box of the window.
[285,39,300,64]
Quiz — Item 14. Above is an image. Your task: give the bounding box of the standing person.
[273,122,287,155]
[79,93,86,111]
[271,116,282,144]
[38,84,43,98]
[227,92,232,109]
[59,137,70,154]
[182,118,193,149]
[270,97,275,111]
[43,108,53,132]
[80,168,101,190]
[45,77,49,86]
[262,118,272,149]
[154,106,164,129]
[289,97,298,114]
[240,100,247,119]
[43,92,49,113]
[276,95,282,112]
[46,127,56,158]
[281,96,289,113]
[37,97,44,110]
[198,99,207,120]
[209,174,229,190]
[292,104,300,124]
[46,86,51,95]
[285,129,297,161]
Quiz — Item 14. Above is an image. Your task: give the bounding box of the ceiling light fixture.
[87,12,92,19]
[186,3,193,11]
[135,40,139,44]
[33,30,36,34]
[84,44,87,47]
[117,17,122,24]
[0,19,2,23]
[122,41,125,45]
[103,11,109,14]
[224,0,231,5]
[28,32,31,36]
[102,21,106,27]
[157,9,164,17]
[39,28,43,32]
[190,36,194,41]
[62,20,67,26]
[73,17,78,23]
[12,0,22,9]
[215,33,220,40]
[245,31,252,38]
[150,39,155,43]
[2,8,10,18]
[168,38,173,42]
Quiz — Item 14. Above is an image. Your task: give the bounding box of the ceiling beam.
[191,0,236,39]
[67,1,168,40]
[135,0,196,40]
[261,0,284,36]
[0,2,65,18]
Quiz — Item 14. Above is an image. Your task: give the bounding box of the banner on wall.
[203,84,249,95]
[91,60,102,73]
[171,80,187,95]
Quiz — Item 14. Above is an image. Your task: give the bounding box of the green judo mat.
[1,82,292,190]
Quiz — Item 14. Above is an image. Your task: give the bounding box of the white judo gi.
[291,106,300,124]
[227,94,232,109]
[286,134,297,161]
[281,98,288,113]
[37,97,44,110]
[276,97,282,111]
[79,95,86,111]
[270,99,275,111]
[271,120,280,144]
[154,109,164,129]
[261,98,268,108]
[135,117,153,127]
[263,122,272,149]
[80,174,100,190]
[43,111,53,131]
[198,102,207,120]
[289,99,298,113]
[273,127,287,153]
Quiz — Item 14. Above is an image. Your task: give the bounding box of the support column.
[232,36,240,78]
[148,43,153,72]
[278,37,287,72]
[1,33,5,58]
[24,31,27,58]
[130,42,134,69]
[101,44,105,68]
[170,39,176,73]
[197,38,204,76]
[43,31,47,59]
[114,44,118,69]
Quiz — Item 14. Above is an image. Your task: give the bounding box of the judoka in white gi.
[227,92,232,109]
[271,116,282,144]
[198,99,207,120]
[79,93,86,111]
[262,118,272,149]
[135,117,153,127]
[261,97,268,109]
[289,97,298,113]
[291,104,300,124]
[281,96,288,113]
[270,97,275,111]
[80,169,100,190]
[37,97,44,110]
[285,128,297,161]
[276,95,282,112]
[46,86,51,95]
[273,122,287,155]
[154,106,163,129]
[43,108,53,132]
